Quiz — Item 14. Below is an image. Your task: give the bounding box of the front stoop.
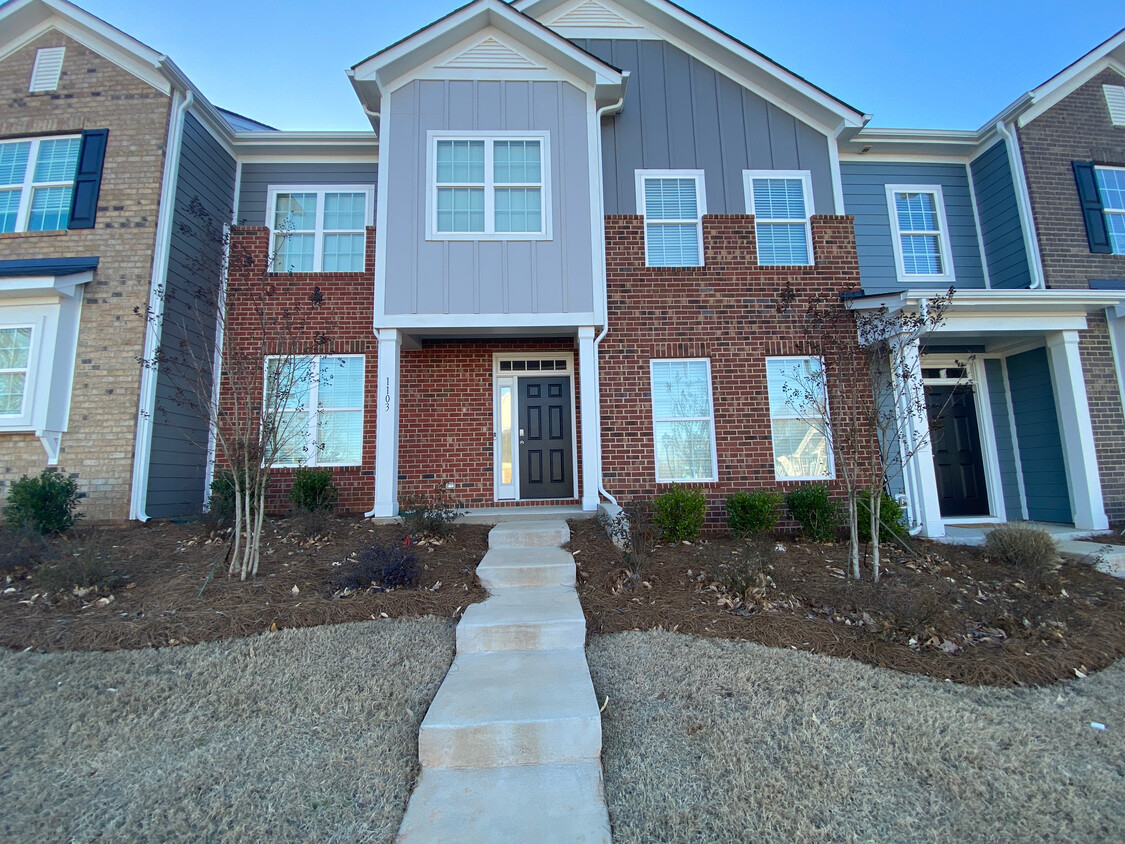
[396,520,611,844]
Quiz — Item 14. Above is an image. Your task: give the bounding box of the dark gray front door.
[518,377,572,499]
[926,384,989,517]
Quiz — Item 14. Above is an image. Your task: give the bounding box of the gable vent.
[439,37,545,70]
[1104,85,1125,127]
[551,0,641,28]
[29,46,65,92]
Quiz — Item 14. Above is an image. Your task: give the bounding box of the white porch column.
[578,326,600,512]
[896,336,945,538]
[1046,331,1108,530]
[369,328,402,518]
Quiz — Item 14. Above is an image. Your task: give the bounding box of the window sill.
[0,229,69,240]
[426,233,551,242]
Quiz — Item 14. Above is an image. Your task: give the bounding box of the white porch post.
[578,326,600,512]
[897,336,945,538]
[370,328,402,518]
[1046,331,1108,530]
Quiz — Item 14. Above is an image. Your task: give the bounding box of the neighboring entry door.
[926,384,989,517]
[518,377,572,499]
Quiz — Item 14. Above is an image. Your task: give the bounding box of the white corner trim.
[965,161,991,289]
[885,184,956,284]
[994,120,1044,288]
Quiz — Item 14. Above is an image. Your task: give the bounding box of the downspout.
[130,88,193,521]
[592,95,626,509]
[995,119,1044,289]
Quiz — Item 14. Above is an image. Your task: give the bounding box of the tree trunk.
[847,491,860,580]
[871,488,882,582]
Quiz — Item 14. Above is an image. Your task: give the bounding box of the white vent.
[439,37,544,70]
[29,46,65,92]
[1104,84,1125,127]
[551,0,641,28]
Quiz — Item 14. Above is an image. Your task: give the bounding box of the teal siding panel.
[1006,348,1071,523]
[970,141,1032,289]
[983,358,1022,520]
[237,162,378,226]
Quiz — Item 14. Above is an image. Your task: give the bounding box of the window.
[265,355,364,467]
[428,133,549,239]
[636,170,705,267]
[885,185,954,282]
[745,170,813,265]
[267,186,374,272]
[0,326,33,417]
[765,357,833,480]
[0,136,81,233]
[1095,166,1125,254]
[649,359,717,482]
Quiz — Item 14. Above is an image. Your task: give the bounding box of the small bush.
[726,490,784,538]
[710,535,779,599]
[857,490,908,544]
[208,470,267,523]
[598,499,661,576]
[985,525,1059,586]
[289,467,338,512]
[399,488,461,539]
[785,483,839,542]
[331,542,419,593]
[653,485,706,542]
[3,470,81,535]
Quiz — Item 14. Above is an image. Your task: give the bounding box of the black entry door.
[518,377,572,499]
[926,384,989,517]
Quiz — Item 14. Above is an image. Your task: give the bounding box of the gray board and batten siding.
[236,162,379,227]
[970,141,1032,289]
[841,161,987,294]
[383,79,595,318]
[571,38,836,216]
[146,112,237,518]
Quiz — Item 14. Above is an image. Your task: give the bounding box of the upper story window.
[649,358,717,482]
[1095,167,1125,254]
[885,185,954,282]
[636,170,706,267]
[745,170,813,266]
[267,186,375,273]
[427,132,549,240]
[0,136,81,233]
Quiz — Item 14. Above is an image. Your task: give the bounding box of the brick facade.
[0,32,171,520]
[1018,68,1125,522]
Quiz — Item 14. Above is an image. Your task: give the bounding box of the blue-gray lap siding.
[969,141,1031,289]
[841,162,986,294]
[236,162,379,227]
[1005,348,1071,523]
[983,358,1023,520]
[383,79,594,318]
[570,38,835,216]
[146,113,236,518]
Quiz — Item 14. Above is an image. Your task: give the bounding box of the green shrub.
[653,485,707,542]
[208,470,268,523]
[289,467,338,511]
[726,489,784,537]
[785,483,839,542]
[3,470,81,535]
[985,525,1059,586]
[857,490,908,543]
[399,488,461,539]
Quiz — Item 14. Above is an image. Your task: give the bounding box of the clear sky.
[76,0,1123,132]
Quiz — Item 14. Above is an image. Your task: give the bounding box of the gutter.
[995,119,1045,289]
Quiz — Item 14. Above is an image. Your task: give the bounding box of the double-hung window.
[649,358,718,482]
[0,136,81,233]
[0,326,33,419]
[1095,166,1125,254]
[886,185,954,282]
[267,186,374,273]
[636,170,706,267]
[745,170,814,265]
[266,355,364,467]
[429,133,549,239]
[765,356,833,480]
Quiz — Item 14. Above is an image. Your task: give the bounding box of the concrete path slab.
[1058,539,1125,578]
[457,587,586,653]
[476,546,576,589]
[488,520,571,549]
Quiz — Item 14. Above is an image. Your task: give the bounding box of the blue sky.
[78,0,1122,131]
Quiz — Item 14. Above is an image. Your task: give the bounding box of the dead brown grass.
[590,631,1125,844]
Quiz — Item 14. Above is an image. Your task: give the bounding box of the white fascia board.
[0,271,93,300]
[231,131,378,161]
[839,127,987,160]
[379,313,598,331]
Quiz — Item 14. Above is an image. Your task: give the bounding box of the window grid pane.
[0,373,27,415]
[275,233,315,272]
[0,142,30,187]
[1105,213,1125,254]
[436,140,485,184]
[0,327,32,369]
[494,141,541,184]
[646,223,699,267]
[27,185,72,231]
[274,193,317,231]
[644,178,698,220]
[495,187,541,232]
[900,234,943,275]
[437,187,485,232]
[322,233,364,272]
[1095,168,1125,211]
[33,137,80,183]
[752,177,806,220]
[756,223,809,265]
[323,192,366,230]
[0,189,19,233]
[317,357,364,409]
[653,420,715,481]
[317,410,363,464]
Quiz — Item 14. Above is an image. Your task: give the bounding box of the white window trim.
[744,169,815,266]
[0,135,81,233]
[885,184,956,283]
[264,354,365,468]
[265,185,375,273]
[649,357,718,483]
[1095,165,1125,255]
[635,169,707,268]
[425,130,551,241]
[765,355,836,482]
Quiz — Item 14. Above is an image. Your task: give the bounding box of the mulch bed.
[567,519,1125,687]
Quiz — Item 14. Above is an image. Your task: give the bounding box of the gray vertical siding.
[571,39,835,215]
[970,141,1031,289]
[983,358,1022,520]
[147,113,236,518]
[841,161,986,294]
[237,162,378,226]
[383,79,594,318]
[1006,348,1071,523]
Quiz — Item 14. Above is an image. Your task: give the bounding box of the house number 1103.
[384,377,391,411]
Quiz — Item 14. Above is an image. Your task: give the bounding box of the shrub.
[857,490,908,544]
[399,488,461,539]
[208,470,268,523]
[726,490,784,537]
[289,467,338,512]
[785,483,839,542]
[331,542,419,593]
[653,485,706,542]
[3,470,81,535]
[985,525,1059,586]
[598,499,661,576]
[710,535,779,599]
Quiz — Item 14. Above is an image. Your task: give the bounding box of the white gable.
[543,0,658,39]
[438,36,546,70]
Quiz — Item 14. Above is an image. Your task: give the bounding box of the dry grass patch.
[0,618,454,843]
[591,632,1125,844]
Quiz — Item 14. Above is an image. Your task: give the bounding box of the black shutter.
[67,128,108,230]
[1072,161,1112,254]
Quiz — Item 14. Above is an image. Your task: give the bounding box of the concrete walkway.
[397,521,611,843]
[941,523,1125,578]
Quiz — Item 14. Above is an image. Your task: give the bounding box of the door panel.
[926,384,989,517]
[519,376,573,499]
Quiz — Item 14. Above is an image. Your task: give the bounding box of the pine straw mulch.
[567,518,1125,687]
[0,515,488,653]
